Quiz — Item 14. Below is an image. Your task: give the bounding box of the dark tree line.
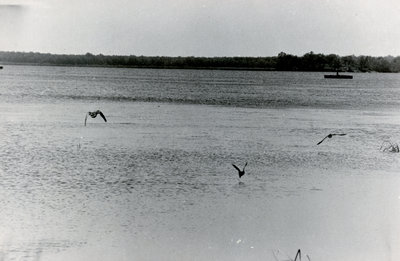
[0,51,276,70]
[276,52,400,72]
[1,51,400,72]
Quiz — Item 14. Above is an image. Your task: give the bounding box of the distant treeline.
[1,51,400,72]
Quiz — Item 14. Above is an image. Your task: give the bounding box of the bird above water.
[232,162,248,178]
[84,110,107,126]
[317,133,346,145]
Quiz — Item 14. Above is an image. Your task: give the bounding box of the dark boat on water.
[0,66,3,69]
[324,71,353,79]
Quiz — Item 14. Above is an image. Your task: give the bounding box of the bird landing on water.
[84,110,107,126]
[232,162,248,178]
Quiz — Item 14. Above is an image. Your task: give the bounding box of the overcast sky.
[1,0,400,57]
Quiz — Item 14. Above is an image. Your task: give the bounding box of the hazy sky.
[1,0,400,57]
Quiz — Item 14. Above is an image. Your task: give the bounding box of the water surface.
[0,66,399,261]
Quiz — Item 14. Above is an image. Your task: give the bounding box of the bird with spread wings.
[84,110,107,126]
[232,162,248,178]
[317,133,346,145]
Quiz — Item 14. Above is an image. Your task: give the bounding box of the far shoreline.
[0,50,398,72]
[0,63,375,73]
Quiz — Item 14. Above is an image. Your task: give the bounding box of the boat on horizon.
[324,71,353,79]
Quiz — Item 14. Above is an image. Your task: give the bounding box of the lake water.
[0,65,399,261]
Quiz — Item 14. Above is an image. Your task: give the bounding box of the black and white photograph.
[1,0,400,260]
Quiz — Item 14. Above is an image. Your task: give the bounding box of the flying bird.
[232,162,248,178]
[317,133,346,145]
[84,110,107,126]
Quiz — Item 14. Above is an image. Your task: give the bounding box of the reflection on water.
[0,66,399,260]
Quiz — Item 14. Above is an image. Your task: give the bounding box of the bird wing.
[294,249,301,261]
[98,110,107,122]
[84,113,88,126]
[317,135,328,145]
[243,162,248,170]
[334,133,346,136]
[232,164,241,172]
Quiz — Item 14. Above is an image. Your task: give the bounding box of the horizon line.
[1,50,399,58]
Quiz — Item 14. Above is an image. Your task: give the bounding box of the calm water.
[0,65,399,261]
